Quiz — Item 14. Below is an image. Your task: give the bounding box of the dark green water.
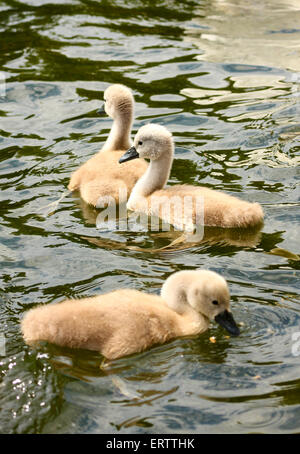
[0,0,300,434]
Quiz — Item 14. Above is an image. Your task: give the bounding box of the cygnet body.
[68,84,147,207]
[21,270,240,360]
[119,124,264,229]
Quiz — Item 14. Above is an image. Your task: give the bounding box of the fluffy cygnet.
[119,124,264,229]
[68,84,147,207]
[21,270,240,360]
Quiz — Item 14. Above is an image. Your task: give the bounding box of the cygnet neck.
[160,272,208,334]
[161,272,192,314]
[131,143,174,199]
[102,109,133,152]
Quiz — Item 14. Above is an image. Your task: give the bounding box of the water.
[0,0,300,434]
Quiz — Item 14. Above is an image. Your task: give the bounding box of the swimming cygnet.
[21,270,240,360]
[119,124,264,229]
[68,84,147,207]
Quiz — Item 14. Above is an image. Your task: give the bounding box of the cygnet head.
[100,84,134,119]
[162,270,240,336]
[119,123,173,163]
[188,271,239,336]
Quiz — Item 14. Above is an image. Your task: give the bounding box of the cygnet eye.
[212,300,219,305]
[138,140,143,146]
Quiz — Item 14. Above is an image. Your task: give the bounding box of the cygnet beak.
[97,104,106,116]
[214,310,240,336]
[119,146,139,164]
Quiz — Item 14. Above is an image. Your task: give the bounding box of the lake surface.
[0,0,300,434]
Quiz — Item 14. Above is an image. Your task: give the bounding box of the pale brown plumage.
[119,124,264,229]
[68,84,147,207]
[21,270,240,360]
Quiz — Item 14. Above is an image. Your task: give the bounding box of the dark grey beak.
[119,146,139,164]
[97,104,106,116]
[214,310,240,336]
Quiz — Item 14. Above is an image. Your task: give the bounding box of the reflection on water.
[0,0,299,435]
[185,0,300,72]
